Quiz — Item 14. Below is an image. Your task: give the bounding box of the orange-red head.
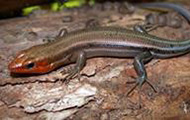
[8,41,74,74]
[8,51,54,74]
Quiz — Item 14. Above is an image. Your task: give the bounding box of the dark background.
[0,0,164,19]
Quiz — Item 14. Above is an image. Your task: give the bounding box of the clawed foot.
[126,78,157,108]
[126,78,157,96]
[61,65,81,84]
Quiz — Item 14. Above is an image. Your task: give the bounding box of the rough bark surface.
[0,2,190,120]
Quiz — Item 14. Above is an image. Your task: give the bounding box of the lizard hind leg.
[126,51,157,108]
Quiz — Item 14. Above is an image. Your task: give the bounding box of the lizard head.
[8,46,54,74]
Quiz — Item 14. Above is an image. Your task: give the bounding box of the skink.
[8,27,190,87]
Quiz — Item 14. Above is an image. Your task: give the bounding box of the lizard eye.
[26,63,35,69]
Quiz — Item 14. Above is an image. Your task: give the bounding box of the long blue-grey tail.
[137,2,190,23]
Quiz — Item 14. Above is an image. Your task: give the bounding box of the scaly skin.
[8,27,190,74]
